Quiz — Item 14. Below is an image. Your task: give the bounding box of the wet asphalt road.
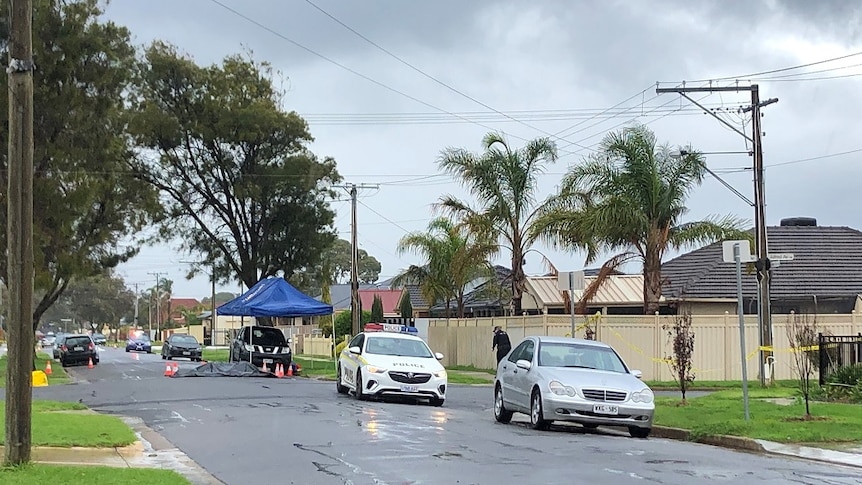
[13,347,862,484]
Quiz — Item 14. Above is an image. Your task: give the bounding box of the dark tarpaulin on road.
[171,361,276,378]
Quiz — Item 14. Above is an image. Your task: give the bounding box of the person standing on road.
[492,326,511,364]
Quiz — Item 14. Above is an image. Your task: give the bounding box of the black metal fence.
[818,333,862,385]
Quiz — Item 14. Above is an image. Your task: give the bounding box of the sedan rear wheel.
[494,384,513,423]
[530,389,550,430]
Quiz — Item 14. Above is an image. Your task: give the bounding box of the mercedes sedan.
[494,336,654,438]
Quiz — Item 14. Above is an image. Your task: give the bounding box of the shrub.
[334,337,348,358]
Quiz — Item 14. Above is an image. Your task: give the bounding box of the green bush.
[333,309,371,338]
[334,338,348,358]
[828,363,862,386]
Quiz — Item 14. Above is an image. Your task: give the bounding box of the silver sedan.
[493,336,654,438]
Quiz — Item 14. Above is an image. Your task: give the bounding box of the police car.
[337,324,447,406]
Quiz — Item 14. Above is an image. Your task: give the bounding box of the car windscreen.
[537,342,628,373]
[172,335,198,345]
[65,336,91,347]
[365,337,433,358]
[244,328,286,346]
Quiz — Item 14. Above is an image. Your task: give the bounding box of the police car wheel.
[430,398,444,407]
[336,365,349,394]
[354,371,368,401]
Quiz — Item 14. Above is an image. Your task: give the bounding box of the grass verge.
[0,464,190,485]
[200,349,493,383]
[0,355,70,388]
[0,401,136,448]
[645,379,797,390]
[655,386,862,443]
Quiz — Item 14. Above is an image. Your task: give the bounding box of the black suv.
[229,326,292,369]
[58,334,99,367]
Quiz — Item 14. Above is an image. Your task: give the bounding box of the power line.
[302,0,594,151]
[357,200,414,234]
[686,50,862,83]
[207,0,576,153]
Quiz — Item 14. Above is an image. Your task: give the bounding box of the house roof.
[359,289,406,314]
[525,274,654,307]
[661,225,862,300]
[427,266,512,312]
[322,283,388,311]
[171,298,200,310]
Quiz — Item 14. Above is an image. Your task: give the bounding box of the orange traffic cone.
[165,363,173,377]
[173,362,179,375]
[286,363,294,377]
[275,363,283,378]
[262,361,269,373]
[45,360,53,376]
[88,357,94,369]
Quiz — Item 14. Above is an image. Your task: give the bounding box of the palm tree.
[533,124,748,314]
[394,217,496,318]
[436,132,558,315]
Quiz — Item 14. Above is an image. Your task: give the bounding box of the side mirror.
[348,346,361,355]
[434,352,444,361]
[631,369,643,379]
[516,359,532,370]
[287,337,292,345]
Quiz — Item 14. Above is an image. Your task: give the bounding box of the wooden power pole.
[5,0,36,466]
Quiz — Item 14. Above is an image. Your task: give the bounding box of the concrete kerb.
[652,425,862,469]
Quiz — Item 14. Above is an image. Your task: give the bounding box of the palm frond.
[575,252,638,314]
[668,214,750,251]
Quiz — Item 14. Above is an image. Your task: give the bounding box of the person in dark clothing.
[492,326,511,364]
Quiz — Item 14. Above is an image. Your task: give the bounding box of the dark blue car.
[126,334,152,353]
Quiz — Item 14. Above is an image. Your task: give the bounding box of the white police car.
[336,324,447,406]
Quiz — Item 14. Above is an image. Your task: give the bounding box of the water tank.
[780,217,817,227]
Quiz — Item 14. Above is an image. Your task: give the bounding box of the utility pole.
[148,272,164,340]
[333,183,379,335]
[133,283,139,329]
[211,272,217,346]
[5,0,35,466]
[656,83,778,386]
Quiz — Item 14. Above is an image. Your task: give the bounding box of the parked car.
[493,336,654,438]
[52,334,67,359]
[162,334,203,361]
[337,324,446,406]
[126,334,152,353]
[91,333,107,345]
[40,334,56,348]
[58,334,99,367]
[229,326,292,370]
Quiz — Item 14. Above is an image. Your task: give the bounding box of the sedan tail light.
[61,345,67,352]
[88,343,95,350]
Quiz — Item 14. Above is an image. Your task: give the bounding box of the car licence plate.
[182,351,190,355]
[263,359,273,364]
[74,346,83,351]
[593,404,619,415]
[400,385,419,392]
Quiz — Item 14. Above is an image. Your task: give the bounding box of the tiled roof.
[428,266,512,311]
[358,289,406,314]
[525,275,652,307]
[171,298,200,310]
[661,225,862,300]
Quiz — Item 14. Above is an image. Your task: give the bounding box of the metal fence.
[818,333,862,385]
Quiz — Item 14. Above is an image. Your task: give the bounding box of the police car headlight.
[434,370,447,379]
[243,344,253,352]
[366,366,387,374]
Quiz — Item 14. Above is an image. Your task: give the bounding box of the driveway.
[11,347,859,485]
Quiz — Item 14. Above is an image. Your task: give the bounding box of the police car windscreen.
[365,337,432,358]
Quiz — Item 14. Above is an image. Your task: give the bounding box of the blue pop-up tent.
[217,277,333,317]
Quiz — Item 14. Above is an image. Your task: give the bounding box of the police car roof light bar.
[363,323,418,335]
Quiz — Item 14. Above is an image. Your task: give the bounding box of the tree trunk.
[510,254,525,315]
[642,249,663,315]
[456,292,465,318]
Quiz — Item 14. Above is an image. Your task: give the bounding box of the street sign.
[557,271,585,291]
[768,253,794,262]
[722,240,755,263]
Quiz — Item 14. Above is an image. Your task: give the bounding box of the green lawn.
[447,364,496,375]
[0,355,70,388]
[646,379,798,390]
[654,386,862,443]
[0,401,136,448]
[200,349,492,383]
[0,464,189,485]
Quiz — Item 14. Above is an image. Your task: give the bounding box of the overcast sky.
[103,0,862,299]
